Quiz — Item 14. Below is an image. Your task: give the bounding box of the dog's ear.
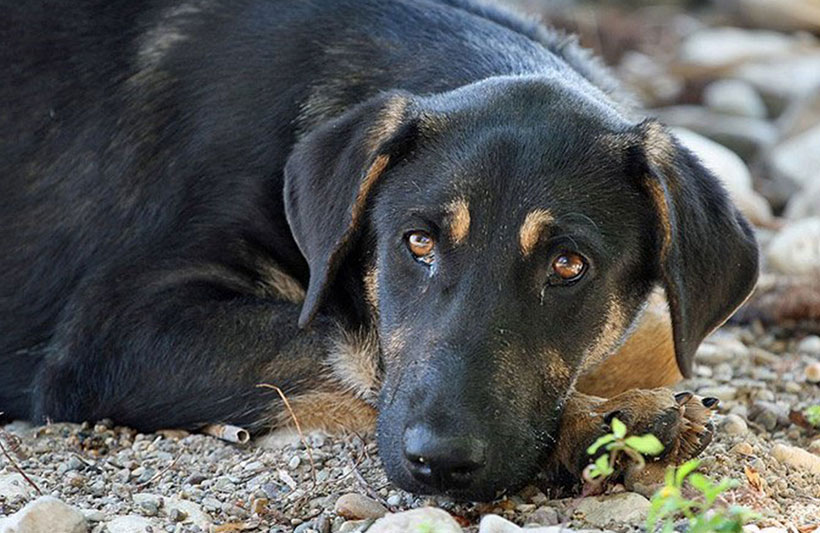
[284,92,416,327]
[630,120,759,377]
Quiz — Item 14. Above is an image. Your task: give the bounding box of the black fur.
[0,0,757,499]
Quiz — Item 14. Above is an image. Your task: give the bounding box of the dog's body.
[1,0,757,499]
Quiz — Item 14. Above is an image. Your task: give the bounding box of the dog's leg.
[30,260,378,436]
[547,388,716,489]
[575,290,683,398]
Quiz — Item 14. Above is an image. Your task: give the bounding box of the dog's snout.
[402,423,487,490]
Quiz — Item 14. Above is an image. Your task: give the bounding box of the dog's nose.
[402,423,487,490]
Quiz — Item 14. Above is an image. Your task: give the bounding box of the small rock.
[769,126,820,189]
[749,401,788,431]
[698,385,737,402]
[288,455,301,469]
[678,27,797,70]
[334,494,388,520]
[574,492,650,528]
[731,442,755,455]
[703,79,767,119]
[658,106,777,160]
[164,498,211,529]
[767,217,820,275]
[784,178,820,220]
[721,414,749,435]
[525,506,560,527]
[370,508,462,533]
[737,53,820,107]
[338,520,371,533]
[105,515,155,533]
[805,362,820,383]
[772,443,820,474]
[0,496,87,533]
[0,473,38,502]
[385,494,401,507]
[799,336,820,356]
[808,439,820,455]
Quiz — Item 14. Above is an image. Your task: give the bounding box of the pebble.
[0,473,39,502]
[721,414,749,435]
[785,178,820,220]
[0,496,87,533]
[678,27,796,70]
[164,498,211,528]
[805,362,820,383]
[749,401,787,431]
[767,217,820,275]
[698,385,737,402]
[731,442,755,455]
[289,455,302,469]
[772,443,820,474]
[574,493,650,528]
[334,494,388,520]
[769,125,820,189]
[105,515,155,533]
[369,508,462,533]
[479,513,567,533]
[798,335,820,356]
[385,494,402,507]
[525,506,560,526]
[703,79,767,119]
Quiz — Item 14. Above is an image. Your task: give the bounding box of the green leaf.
[624,434,665,456]
[687,473,711,494]
[587,434,616,455]
[611,417,627,439]
[675,459,701,486]
[595,453,615,477]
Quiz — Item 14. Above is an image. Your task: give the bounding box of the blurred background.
[503,0,820,329]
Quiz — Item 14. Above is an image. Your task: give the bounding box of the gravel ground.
[3,1,820,532]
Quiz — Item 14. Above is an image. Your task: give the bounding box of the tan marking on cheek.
[446,199,471,245]
[257,263,306,304]
[645,179,673,259]
[271,391,377,435]
[365,96,409,153]
[326,327,382,404]
[363,266,379,317]
[579,299,628,374]
[519,209,554,257]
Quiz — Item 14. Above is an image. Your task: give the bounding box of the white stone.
[479,513,569,533]
[679,28,797,69]
[736,53,820,102]
[703,79,767,119]
[0,496,87,533]
[0,474,39,502]
[672,128,772,226]
[104,516,156,533]
[767,218,820,275]
[369,507,463,533]
[772,443,820,474]
[798,335,820,355]
[575,492,650,528]
[784,177,820,220]
[769,125,820,188]
[164,498,212,529]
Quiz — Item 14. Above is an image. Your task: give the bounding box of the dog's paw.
[594,389,718,493]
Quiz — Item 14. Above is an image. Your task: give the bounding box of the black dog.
[0,0,757,499]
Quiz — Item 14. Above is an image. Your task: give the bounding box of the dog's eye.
[550,252,586,282]
[406,231,435,265]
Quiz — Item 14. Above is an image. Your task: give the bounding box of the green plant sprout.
[804,405,820,427]
[647,459,758,533]
[583,416,665,483]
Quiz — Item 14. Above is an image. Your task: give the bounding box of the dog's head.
[284,77,758,500]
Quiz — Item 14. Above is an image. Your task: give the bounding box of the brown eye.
[406,231,435,264]
[552,252,586,281]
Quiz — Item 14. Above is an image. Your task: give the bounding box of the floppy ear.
[632,120,759,377]
[284,92,416,327]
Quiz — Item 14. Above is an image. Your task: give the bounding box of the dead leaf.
[745,465,763,492]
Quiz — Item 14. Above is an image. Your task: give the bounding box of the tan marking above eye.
[520,209,554,256]
[407,231,435,263]
[552,252,586,280]
[446,199,471,245]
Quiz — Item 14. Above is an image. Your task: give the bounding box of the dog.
[0,0,758,500]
